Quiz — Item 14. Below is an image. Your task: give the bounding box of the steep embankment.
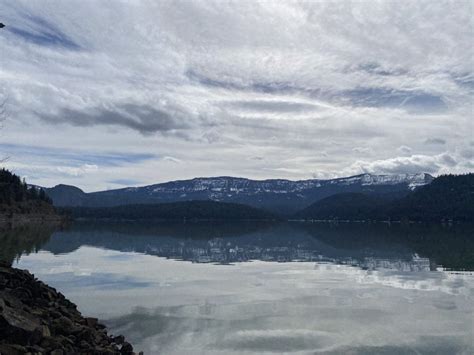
[0,169,63,227]
[0,262,139,354]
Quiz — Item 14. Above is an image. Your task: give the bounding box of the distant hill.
[294,174,474,222]
[0,169,56,217]
[44,184,87,207]
[387,174,474,221]
[45,173,433,215]
[61,200,278,221]
[293,192,392,221]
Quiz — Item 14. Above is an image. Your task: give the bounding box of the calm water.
[2,221,474,354]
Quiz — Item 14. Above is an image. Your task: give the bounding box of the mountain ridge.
[44,173,434,214]
[295,174,473,222]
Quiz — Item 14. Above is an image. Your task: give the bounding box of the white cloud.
[397,146,412,155]
[162,156,182,164]
[56,164,98,177]
[348,151,470,176]
[0,0,472,189]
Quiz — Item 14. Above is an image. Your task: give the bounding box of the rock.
[0,292,41,344]
[120,342,133,354]
[113,335,125,345]
[10,286,33,301]
[85,316,98,327]
[31,344,46,353]
[0,344,28,355]
[79,340,92,349]
[39,336,62,350]
[0,264,140,354]
[41,324,51,337]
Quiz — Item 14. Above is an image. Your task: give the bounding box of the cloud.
[397,146,412,155]
[352,147,373,155]
[108,179,143,186]
[348,151,468,176]
[7,15,80,50]
[0,0,472,188]
[344,88,448,114]
[424,138,446,145]
[224,100,322,114]
[0,143,155,167]
[162,156,182,164]
[40,104,196,136]
[56,164,98,177]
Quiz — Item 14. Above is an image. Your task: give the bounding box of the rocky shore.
[0,262,140,355]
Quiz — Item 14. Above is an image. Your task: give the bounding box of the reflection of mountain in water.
[37,221,473,271]
[128,237,432,272]
[296,222,474,271]
[3,221,473,271]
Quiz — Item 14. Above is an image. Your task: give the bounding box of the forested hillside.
[0,169,56,215]
[295,174,474,222]
[388,174,474,221]
[61,200,278,221]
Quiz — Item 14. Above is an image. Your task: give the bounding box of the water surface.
[3,221,473,354]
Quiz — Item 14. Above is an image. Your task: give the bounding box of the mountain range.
[295,174,474,222]
[45,173,433,214]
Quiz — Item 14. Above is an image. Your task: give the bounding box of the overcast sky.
[0,0,472,191]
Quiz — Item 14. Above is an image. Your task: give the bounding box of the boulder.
[0,265,141,354]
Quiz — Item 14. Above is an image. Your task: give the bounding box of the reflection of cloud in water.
[105,294,473,354]
[212,329,338,352]
[14,242,474,354]
[44,272,152,290]
[356,269,469,296]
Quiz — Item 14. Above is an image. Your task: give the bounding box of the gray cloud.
[185,69,316,97]
[343,88,448,114]
[397,145,412,155]
[424,138,446,145]
[225,100,322,114]
[349,152,466,176]
[355,62,408,77]
[0,1,472,189]
[7,16,80,50]
[40,104,194,136]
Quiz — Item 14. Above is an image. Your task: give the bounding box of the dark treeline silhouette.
[295,174,474,222]
[0,168,56,215]
[60,200,278,221]
[0,168,52,205]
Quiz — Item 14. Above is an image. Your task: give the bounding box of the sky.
[0,0,472,192]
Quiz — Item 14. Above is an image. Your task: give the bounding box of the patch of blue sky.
[5,13,80,50]
[345,87,448,114]
[38,272,152,290]
[0,143,155,168]
[108,179,143,186]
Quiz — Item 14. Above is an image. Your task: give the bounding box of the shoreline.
[0,262,141,354]
[0,213,68,230]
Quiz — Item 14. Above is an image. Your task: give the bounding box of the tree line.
[0,168,52,205]
[295,173,474,222]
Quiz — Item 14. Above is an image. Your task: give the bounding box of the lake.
[2,221,473,354]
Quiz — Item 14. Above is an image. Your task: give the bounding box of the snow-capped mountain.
[45,173,434,214]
